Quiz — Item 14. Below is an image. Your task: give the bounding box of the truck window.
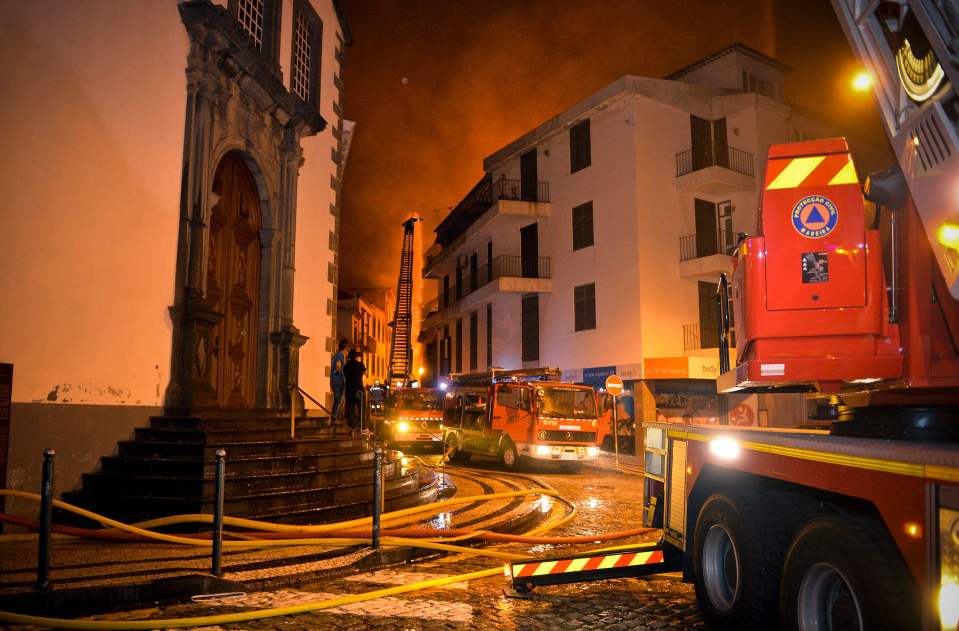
[496,384,521,409]
[443,395,463,428]
[539,387,597,419]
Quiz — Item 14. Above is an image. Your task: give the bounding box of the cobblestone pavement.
[79,460,706,630]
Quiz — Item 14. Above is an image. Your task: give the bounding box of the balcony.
[683,323,735,351]
[674,143,755,195]
[421,255,551,322]
[424,177,551,278]
[678,229,735,281]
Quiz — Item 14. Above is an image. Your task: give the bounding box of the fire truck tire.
[445,437,470,463]
[779,515,919,631]
[692,490,794,631]
[499,441,519,471]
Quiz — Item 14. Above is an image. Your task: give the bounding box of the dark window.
[441,325,451,376]
[470,253,478,292]
[442,275,450,307]
[486,242,493,283]
[521,295,539,362]
[572,202,594,250]
[290,0,323,107]
[570,119,591,173]
[486,303,492,368]
[469,311,478,370]
[574,283,596,331]
[230,0,281,65]
[455,319,463,373]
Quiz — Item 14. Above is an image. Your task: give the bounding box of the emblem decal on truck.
[792,195,838,238]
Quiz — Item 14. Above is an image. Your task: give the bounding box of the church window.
[236,0,265,49]
[291,0,323,106]
[230,0,281,65]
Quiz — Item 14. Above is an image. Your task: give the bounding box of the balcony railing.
[486,177,551,204]
[675,142,754,178]
[683,322,736,351]
[421,255,551,319]
[679,229,736,262]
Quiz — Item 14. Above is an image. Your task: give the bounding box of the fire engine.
[508,3,959,629]
[441,368,601,472]
[382,387,445,450]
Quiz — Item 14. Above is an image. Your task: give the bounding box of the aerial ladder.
[387,217,420,386]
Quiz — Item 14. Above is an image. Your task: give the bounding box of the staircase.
[62,411,438,526]
[387,217,419,384]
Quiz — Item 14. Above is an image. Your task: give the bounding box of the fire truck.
[508,4,959,629]
[441,368,601,472]
[382,387,445,450]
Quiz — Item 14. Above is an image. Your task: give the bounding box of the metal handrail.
[679,229,735,261]
[422,255,552,320]
[675,142,754,178]
[289,385,333,439]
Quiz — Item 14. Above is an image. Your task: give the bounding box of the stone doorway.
[208,153,261,407]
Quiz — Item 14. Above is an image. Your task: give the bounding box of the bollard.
[37,448,55,591]
[211,449,226,577]
[359,390,366,434]
[372,447,383,549]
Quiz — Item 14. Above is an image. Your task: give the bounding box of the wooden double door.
[207,153,261,407]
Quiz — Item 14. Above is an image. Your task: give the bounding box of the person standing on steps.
[343,349,367,431]
[331,339,348,421]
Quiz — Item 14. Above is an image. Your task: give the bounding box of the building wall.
[0,0,345,497]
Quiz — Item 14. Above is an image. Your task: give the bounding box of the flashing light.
[938,223,959,251]
[439,382,448,391]
[535,445,551,456]
[397,421,410,433]
[418,367,425,377]
[587,446,599,457]
[904,522,921,538]
[709,437,741,460]
[851,70,873,92]
[940,583,959,631]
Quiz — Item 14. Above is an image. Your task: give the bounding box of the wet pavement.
[54,457,705,630]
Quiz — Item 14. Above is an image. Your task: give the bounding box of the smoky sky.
[338,0,891,291]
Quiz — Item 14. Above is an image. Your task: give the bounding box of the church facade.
[0,0,349,508]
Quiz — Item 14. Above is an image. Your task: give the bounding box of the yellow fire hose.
[0,465,612,628]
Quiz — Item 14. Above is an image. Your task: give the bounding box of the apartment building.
[337,289,394,384]
[419,44,831,427]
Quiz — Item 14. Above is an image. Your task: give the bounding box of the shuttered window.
[572,201,594,250]
[469,311,478,371]
[570,119,591,173]
[574,283,596,331]
[522,295,539,362]
[486,303,493,368]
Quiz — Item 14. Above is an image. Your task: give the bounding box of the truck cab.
[383,387,444,450]
[442,368,600,472]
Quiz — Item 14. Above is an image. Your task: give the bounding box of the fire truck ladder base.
[508,542,680,593]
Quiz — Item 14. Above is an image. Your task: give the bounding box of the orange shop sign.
[643,357,690,379]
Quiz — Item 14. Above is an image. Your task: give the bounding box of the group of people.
[330,339,368,430]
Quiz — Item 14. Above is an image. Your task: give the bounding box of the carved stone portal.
[165,1,324,411]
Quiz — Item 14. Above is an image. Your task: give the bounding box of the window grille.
[291,11,312,101]
[236,0,265,50]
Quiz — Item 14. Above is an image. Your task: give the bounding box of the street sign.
[604,374,624,396]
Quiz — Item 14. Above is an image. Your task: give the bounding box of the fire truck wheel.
[499,441,519,470]
[779,515,919,631]
[692,490,791,631]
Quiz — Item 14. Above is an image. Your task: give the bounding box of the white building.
[420,45,830,427]
[336,288,394,384]
[0,0,349,507]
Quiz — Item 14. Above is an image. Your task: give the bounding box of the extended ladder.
[387,217,419,385]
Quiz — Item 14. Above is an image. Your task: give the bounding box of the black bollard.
[211,449,226,577]
[372,447,383,549]
[37,448,55,591]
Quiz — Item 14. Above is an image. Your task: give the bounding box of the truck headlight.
[940,507,959,630]
[587,446,599,457]
[397,422,410,433]
[535,445,551,456]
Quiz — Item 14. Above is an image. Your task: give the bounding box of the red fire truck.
[508,7,959,621]
[441,368,601,472]
[382,387,445,450]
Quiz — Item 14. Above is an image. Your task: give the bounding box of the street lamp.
[852,70,873,92]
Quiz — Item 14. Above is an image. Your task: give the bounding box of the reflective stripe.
[596,555,620,570]
[828,158,858,185]
[766,156,825,189]
[565,557,590,573]
[532,561,558,576]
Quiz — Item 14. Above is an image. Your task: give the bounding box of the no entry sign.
[604,374,624,396]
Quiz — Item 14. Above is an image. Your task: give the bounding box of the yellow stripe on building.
[532,561,557,576]
[766,156,825,189]
[565,557,590,573]
[828,159,858,185]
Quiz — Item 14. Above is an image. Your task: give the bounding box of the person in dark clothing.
[343,349,367,430]
[330,340,348,420]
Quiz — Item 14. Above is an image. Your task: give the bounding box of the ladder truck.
[387,217,420,387]
[508,4,959,630]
